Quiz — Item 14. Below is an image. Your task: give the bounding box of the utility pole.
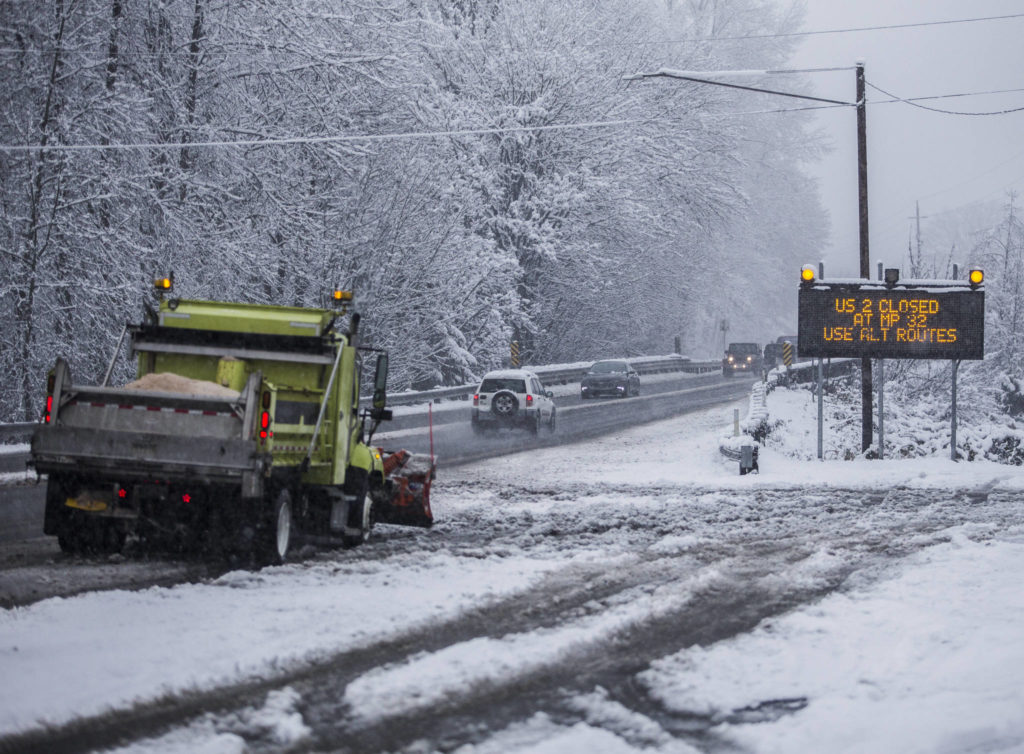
[857,61,872,453]
[907,201,930,276]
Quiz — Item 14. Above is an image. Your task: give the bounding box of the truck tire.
[256,487,294,565]
[342,467,372,548]
[57,518,125,556]
[45,476,126,556]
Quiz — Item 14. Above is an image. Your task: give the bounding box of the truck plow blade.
[372,450,435,528]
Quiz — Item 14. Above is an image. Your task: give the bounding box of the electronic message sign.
[798,285,984,360]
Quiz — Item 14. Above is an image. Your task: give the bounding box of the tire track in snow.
[2,487,1015,753]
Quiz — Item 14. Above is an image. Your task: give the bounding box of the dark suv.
[723,343,763,377]
[580,360,640,399]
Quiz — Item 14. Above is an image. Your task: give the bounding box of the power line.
[0,118,648,154]
[686,11,1024,42]
[3,75,1022,154]
[1,12,1022,57]
[867,81,1024,116]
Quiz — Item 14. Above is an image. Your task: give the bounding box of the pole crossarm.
[625,70,855,107]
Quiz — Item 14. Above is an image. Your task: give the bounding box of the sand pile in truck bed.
[124,372,239,397]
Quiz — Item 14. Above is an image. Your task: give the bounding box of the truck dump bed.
[31,358,262,487]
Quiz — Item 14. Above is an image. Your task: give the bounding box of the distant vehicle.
[722,342,763,377]
[580,360,640,399]
[472,369,556,434]
[763,342,784,370]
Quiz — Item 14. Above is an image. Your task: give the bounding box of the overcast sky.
[786,0,1024,278]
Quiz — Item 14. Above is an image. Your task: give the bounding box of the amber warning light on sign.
[798,283,984,360]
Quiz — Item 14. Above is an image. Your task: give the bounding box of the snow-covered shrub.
[756,360,1024,465]
[997,374,1024,417]
[986,435,1024,465]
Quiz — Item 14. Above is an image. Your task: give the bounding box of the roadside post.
[780,339,794,386]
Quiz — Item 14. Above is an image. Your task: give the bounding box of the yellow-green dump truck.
[30,286,433,564]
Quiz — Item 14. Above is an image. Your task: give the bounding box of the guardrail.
[383,354,721,406]
[0,355,722,436]
[0,422,35,442]
[769,357,858,385]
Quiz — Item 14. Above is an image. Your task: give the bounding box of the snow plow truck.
[30,280,434,564]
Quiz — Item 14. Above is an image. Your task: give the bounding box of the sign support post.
[876,262,885,459]
[951,359,959,461]
[817,357,824,460]
[877,358,885,459]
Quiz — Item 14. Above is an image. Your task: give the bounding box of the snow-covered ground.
[1,386,1023,753]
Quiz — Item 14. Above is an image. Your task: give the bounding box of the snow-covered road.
[1,396,1023,753]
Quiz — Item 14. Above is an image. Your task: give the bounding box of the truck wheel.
[257,488,294,565]
[95,521,127,555]
[57,531,84,555]
[548,408,557,434]
[56,514,124,556]
[342,467,372,548]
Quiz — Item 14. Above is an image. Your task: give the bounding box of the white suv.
[471,369,556,434]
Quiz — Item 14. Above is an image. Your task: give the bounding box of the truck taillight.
[259,391,271,443]
[43,372,56,423]
[526,394,533,406]
[473,394,479,406]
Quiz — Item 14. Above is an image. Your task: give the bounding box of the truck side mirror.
[372,352,389,411]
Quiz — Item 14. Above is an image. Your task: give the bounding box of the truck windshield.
[729,344,759,354]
